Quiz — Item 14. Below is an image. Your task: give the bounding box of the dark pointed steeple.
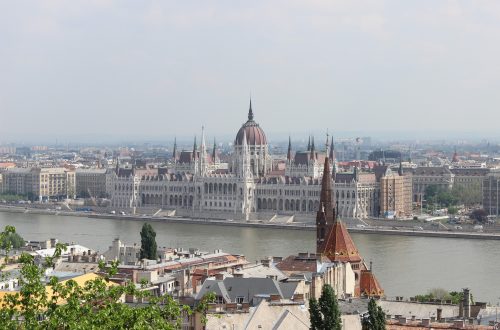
[192,136,197,160]
[310,136,316,160]
[172,137,177,160]
[307,136,311,151]
[452,147,459,163]
[287,136,292,161]
[329,136,335,160]
[248,98,254,121]
[212,138,217,162]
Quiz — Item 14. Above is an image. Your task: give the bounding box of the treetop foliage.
[0,225,214,329]
[140,223,158,260]
[309,284,342,330]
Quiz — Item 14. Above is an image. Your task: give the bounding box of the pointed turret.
[172,137,177,160]
[307,136,311,151]
[452,147,459,163]
[329,136,335,161]
[310,136,316,160]
[212,138,217,162]
[192,136,197,161]
[287,136,292,162]
[200,126,206,153]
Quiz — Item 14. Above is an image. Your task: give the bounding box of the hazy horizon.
[2,1,500,142]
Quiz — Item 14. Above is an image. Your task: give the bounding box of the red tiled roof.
[359,270,384,297]
[321,220,362,263]
[275,255,318,273]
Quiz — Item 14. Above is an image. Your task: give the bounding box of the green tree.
[0,231,24,249]
[447,206,458,215]
[309,284,342,330]
[140,222,158,260]
[362,298,386,330]
[451,183,482,207]
[0,225,214,329]
[436,190,457,207]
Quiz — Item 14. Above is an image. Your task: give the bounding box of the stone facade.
[75,168,107,198]
[106,104,379,220]
[0,167,75,200]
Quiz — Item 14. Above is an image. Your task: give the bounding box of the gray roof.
[196,277,294,305]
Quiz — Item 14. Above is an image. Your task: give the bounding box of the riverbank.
[2,205,500,241]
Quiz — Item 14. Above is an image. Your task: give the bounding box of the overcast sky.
[1,1,500,143]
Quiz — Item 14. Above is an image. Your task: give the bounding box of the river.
[0,211,499,304]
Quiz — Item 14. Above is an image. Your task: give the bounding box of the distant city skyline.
[2,1,500,141]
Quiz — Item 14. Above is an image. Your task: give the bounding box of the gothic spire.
[248,98,254,121]
[287,136,292,162]
[307,136,311,151]
[212,137,217,161]
[310,136,316,160]
[329,136,335,160]
[172,137,177,160]
[200,126,206,152]
[192,136,197,160]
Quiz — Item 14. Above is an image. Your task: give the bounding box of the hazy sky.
[1,1,500,143]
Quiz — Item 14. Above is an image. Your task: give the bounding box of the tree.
[470,209,488,223]
[451,183,482,207]
[140,222,158,260]
[0,225,214,329]
[447,206,458,215]
[362,298,386,330]
[0,231,25,249]
[309,284,342,330]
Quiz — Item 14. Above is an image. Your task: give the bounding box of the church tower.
[316,154,384,297]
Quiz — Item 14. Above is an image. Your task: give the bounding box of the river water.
[1,212,499,304]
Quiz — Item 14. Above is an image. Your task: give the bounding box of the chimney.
[462,288,471,319]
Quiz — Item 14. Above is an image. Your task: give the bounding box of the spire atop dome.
[248,98,254,121]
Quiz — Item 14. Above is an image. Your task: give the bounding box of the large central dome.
[235,100,267,146]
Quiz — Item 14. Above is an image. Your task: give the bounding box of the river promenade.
[1,205,499,241]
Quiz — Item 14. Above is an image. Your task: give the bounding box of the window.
[236,296,244,304]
